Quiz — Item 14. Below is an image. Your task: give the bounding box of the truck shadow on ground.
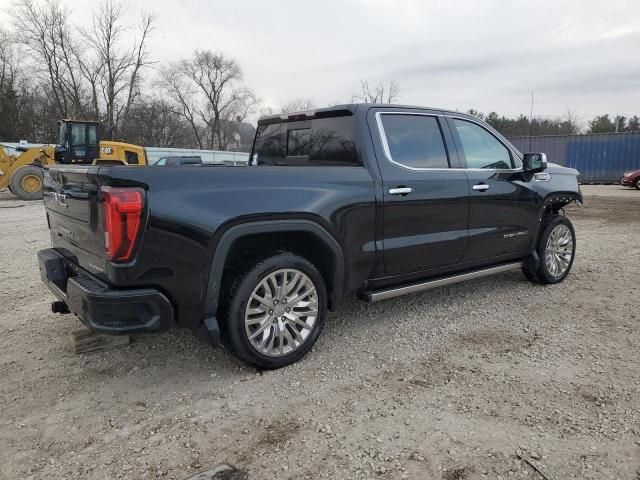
[72,270,539,392]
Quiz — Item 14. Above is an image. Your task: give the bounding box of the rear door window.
[379,114,449,169]
[253,116,360,166]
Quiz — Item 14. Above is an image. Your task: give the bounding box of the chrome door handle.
[472,183,490,191]
[388,187,413,195]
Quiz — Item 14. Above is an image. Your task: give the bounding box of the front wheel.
[220,253,327,369]
[635,177,640,190]
[523,215,576,284]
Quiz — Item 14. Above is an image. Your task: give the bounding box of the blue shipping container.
[508,132,640,183]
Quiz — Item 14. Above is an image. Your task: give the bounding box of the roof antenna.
[529,91,534,151]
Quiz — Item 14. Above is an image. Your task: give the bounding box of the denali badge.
[504,231,527,238]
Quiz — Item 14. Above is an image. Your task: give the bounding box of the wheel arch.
[542,191,583,212]
[527,191,581,253]
[203,220,345,321]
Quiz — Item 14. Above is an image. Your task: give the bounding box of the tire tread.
[9,165,43,200]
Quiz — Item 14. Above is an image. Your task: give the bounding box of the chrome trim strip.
[365,262,523,302]
[374,111,523,173]
[375,111,447,172]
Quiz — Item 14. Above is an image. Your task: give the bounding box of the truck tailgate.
[42,166,107,277]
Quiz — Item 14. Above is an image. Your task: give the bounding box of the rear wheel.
[635,177,640,190]
[220,253,327,369]
[523,215,576,284]
[9,165,44,200]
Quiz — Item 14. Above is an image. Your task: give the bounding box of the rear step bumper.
[361,262,523,302]
[38,248,174,335]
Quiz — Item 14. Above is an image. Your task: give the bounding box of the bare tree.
[351,80,400,104]
[0,29,18,92]
[280,98,317,113]
[0,28,19,96]
[81,1,155,139]
[13,0,87,118]
[466,109,485,120]
[0,28,20,139]
[216,92,256,150]
[120,96,194,147]
[562,109,582,134]
[183,50,256,150]
[157,64,205,149]
[161,50,256,150]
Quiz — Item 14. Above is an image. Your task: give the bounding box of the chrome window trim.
[375,111,451,172]
[375,111,523,173]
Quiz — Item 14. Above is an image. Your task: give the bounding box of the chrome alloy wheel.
[544,224,574,278]
[244,269,319,357]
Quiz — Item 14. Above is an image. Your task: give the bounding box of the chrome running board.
[362,262,523,302]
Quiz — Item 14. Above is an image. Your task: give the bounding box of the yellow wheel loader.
[0,119,147,200]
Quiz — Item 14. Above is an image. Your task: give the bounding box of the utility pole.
[529,92,534,151]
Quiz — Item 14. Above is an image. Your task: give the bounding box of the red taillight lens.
[102,186,144,262]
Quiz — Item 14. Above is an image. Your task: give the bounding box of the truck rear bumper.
[38,248,174,335]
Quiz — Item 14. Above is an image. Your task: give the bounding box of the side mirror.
[523,153,547,173]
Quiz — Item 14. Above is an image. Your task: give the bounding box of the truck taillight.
[102,186,144,262]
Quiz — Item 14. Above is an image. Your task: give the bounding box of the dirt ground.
[0,185,639,480]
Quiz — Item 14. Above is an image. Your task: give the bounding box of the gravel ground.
[0,185,639,480]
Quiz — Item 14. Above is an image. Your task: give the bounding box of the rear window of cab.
[252,116,360,166]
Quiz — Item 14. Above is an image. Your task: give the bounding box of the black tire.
[523,214,576,284]
[635,177,640,190]
[220,252,327,369]
[9,165,44,200]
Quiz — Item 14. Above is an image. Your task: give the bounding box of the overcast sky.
[4,0,640,123]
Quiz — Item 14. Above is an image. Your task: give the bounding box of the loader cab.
[54,120,100,164]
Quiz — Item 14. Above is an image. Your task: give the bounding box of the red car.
[621,170,640,189]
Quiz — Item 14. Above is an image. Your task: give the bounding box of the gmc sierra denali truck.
[38,104,582,369]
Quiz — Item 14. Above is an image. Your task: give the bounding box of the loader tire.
[10,165,44,200]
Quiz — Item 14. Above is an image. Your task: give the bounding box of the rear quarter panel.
[98,165,376,328]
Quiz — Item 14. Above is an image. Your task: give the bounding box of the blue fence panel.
[508,132,640,183]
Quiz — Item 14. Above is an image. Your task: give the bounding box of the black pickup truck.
[38,104,582,369]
